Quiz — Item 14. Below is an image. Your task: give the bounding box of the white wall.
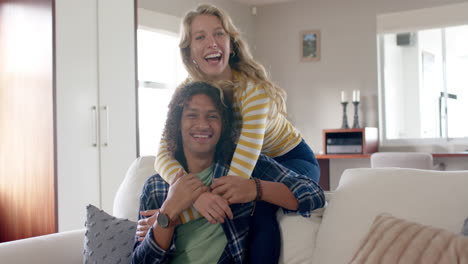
[254,0,379,153]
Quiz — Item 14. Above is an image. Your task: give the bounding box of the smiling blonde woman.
[154,4,321,263]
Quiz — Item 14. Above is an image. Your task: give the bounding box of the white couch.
[1,156,467,263]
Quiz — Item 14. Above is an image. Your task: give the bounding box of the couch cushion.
[349,214,468,264]
[113,156,156,221]
[277,191,332,264]
[312,168,468,264]
[83,204,137,264]
[277,211,322,264]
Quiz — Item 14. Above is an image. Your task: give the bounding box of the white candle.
[341,91,346,102]
[356,90,360,102]
[352,90,356,102]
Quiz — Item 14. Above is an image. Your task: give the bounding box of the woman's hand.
[163,169,210,217]
[193,192,233,224]
[211,176,257,204]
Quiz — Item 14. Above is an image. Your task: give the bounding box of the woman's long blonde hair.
[179,4,287,115]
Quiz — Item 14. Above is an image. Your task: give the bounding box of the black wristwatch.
[157,211,176,228]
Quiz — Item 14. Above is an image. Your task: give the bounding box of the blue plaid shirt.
[131,155,325,264]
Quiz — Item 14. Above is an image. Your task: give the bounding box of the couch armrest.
[0,229,85,264]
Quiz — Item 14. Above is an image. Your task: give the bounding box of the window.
[378,26,468,142]
[137,28,187,156]
[377,3,468,145]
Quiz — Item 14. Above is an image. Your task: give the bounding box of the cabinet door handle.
[103,105,109,147]
[92,106,98,147]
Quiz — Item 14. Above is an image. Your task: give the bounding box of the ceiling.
[229,0,295,6]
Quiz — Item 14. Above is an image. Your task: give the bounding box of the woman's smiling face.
[189,14,232,81]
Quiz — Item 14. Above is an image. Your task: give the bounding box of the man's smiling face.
[181,94,222,159]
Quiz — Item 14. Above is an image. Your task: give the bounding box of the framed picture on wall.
[301,30,320,62]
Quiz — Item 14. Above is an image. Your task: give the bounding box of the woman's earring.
[192,59,199,68]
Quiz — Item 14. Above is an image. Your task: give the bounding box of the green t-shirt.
[171,166,228,264]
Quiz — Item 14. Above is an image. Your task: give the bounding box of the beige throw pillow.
[349,214,468,264]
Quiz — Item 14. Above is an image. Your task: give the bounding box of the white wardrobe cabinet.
[55,0,137,231]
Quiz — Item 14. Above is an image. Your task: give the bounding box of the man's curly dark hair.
[162,81,237,171]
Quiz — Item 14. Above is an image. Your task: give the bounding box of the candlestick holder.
[352,101,360,128]
[341,102,349,129]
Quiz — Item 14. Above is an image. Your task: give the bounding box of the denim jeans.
[273,139,320,183]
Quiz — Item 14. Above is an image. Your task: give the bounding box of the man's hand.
[211,176,257,204]
[193,192,233,224]
[162,169,209,218]
[136,209,158,241]
[137,209,183,241]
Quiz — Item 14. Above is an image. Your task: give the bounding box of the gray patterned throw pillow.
[83,204,137,264]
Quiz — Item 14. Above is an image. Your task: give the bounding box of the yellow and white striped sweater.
[154,78,302,223]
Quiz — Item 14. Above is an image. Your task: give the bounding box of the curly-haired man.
[132,81,325,264]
